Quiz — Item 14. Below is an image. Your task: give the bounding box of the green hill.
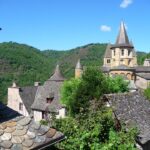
[0,42,149,103]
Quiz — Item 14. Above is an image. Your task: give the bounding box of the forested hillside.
[0,42,149,103]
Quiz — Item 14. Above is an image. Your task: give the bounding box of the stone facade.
[7,85,29,117]
[135,75,150,89]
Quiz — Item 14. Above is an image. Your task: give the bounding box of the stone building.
[103,22,150,89]
[7,65,66,121]
[75,22,150,89]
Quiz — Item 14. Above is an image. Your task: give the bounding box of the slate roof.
[48,65,65,81]
[104,44,112,58]
[136,73,150,80]
[31,65,65,112]
[135,66,150,73]
[110,65,135,71]
[19,86,38,114]
[111,22,133,48]
[103,91,150,145]
[0,103,65,150]
[0,117,64,150]
[0,103,20,123]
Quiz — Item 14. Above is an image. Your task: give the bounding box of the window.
[114,50,116,56]
[121,49,124,56]
[120,59,124,64]
[46,97,53,104]
[128,50,130,56]
[107,59,110,63]
[19,103,23,111]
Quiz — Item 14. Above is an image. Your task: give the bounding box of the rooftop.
[0,103,65,149]
[104,91,150,145]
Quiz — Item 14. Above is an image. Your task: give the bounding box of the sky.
[0,0,150,52]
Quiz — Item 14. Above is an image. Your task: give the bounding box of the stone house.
[103,91,150,150]
[7,65,66,121]
[31,65,66,121]
[0,102,65,149]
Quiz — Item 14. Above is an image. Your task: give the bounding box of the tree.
[61,67,129,116]
[55,103,137,150]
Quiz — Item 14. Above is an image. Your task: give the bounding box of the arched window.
[128,50,130,56]
[114,50,116,56]
[121,49,124,56]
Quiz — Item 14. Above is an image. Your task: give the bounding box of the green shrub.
[144,87,150,100]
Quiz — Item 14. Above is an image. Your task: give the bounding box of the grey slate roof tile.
[19,86,38,114]
[104,91,150,145]
[0,104,65,149]
[31,65,65,112]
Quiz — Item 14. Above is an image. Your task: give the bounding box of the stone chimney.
[143,59,150,66]
[12,82,17,88]
[34,82,41,86]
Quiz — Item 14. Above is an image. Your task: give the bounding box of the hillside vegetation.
[0,42,149,103]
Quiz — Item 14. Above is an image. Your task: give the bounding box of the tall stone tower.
[103,22,137,67]
[75,59,83,78]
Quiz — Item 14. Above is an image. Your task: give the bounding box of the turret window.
[107,59,110,63]
[128,50,130,56]
[121,49,124,56]
[114,50,116,56]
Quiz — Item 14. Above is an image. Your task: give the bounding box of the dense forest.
[0,42,149,103]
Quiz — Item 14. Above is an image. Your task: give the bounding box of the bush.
[61,67,129,116]
[144,87,150,100]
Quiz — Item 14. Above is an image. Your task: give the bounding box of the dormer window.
[121,49,124,56]
[46,97,53,104]
[46,92,54,104]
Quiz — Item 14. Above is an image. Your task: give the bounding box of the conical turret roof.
[116,22,130,45]
[49,65,65,81]
[76,59,82,69]
[111,22,133,49]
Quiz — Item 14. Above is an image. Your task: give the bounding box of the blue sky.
[0,0,150,52]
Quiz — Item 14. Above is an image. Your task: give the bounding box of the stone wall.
[135,76,150,89]
[7,87,29,116]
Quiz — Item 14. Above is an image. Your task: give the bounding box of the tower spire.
[75,59,82,78]
[116,21,130,45]
[76,59,82,69]
[49,64,65,81]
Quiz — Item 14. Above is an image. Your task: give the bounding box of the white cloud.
[120,0,133,8]
[100,25,111,32]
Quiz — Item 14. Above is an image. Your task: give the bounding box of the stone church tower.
[103,22,137,68]
[75,59,83,78]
